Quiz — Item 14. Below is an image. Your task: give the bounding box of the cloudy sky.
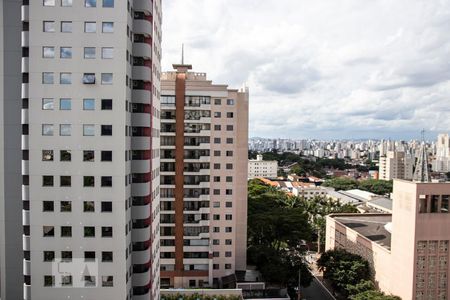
[162,0,450,140]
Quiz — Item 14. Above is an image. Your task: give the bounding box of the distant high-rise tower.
[20,0,162,299]
[433,133,450,173]
[159,64,249,288]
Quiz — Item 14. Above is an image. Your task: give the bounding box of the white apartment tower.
[159,64,249,288]
[20,0,161,299]
[379,150,414,181]
[433,133,450,173]
[248,154,278,179]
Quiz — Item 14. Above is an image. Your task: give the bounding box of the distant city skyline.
[162,0,450,139]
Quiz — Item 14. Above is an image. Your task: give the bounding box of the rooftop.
[332,214,392,250]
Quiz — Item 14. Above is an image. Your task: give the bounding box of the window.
[226,176,233,182]
[84,176,95,187]
[225,239,232,245]
[43,21,55,32]
[226,125,234,131]
[42,150,54,161]
[84,47,96,59]
[42,124,54,136]
[60,150,71,161]
[214,99,221,105]
[102,47,113,59]
[59,124,71,136]
[83,150,95,162]
[84,201,95,212]
[103,0,114,7]
[83,125,95,136]
[84,22,96,33]
[213,239,220,245]
[43,176,54,186]
[83,99,95,110]
[214,138,221,144]
[60,73,72,84]
[102,276,113,287]
[431,195,440,213]
[101,73,113,84]
[60,47,72,59]
[60,98,71,110]
[442,195,449,213]
[214,150,221,156]
[60,201,72,212]
[101,151,112,161]
[43,226,54,237]
[226,151,233,157]
[44,275,55,287]
[227,99,235,105]
[226,201,232,208]
[42,47,55,58]
[226,189,233,195]
[43,0,55,6]
[225,264,232,269]
[60,176,71,186]
[214,125,221,131]
[84,251,95,261]
[102,227,113,237]
[213,214,220,220]
[43,251,55,262]
[101,201,112,212]
[227,112,234,118]
[101,176,112,187]
[213,176,220,182]
[102,22,114,33]
[42,98,54,110]
[83,73,96,84]
[61,21,72,33]
[213,251,219,257]
[213,202,220,208]
[214,163,220,169]
[84,226,95,237]
[214,112,221,118]
[101,125,112,136]
[226,138,234,144]
[43,201,54,212]
[42,72,54,84]
[85,0,96,7]
[61,226,72,237]
[101,99,112,110]
[213,189,220,195]
[213,227,220,233]
[225,227,232,232]
[226,163,233,170]
[226,214,232,220]
[102,251,113,262]
[225,251,232,257]
[61,0,72,6]
[84,276,96,287]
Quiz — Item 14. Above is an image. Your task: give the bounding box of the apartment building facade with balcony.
[160,64,248,288]
[20,0,161,299]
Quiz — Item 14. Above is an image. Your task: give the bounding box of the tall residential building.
[160,64,249,288]
[433,133,450,172]
[1,1,24,299]
[379,150,414,181]
[248,154,278,179]
[20,0,161,299]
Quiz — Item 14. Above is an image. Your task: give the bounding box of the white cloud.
[162,0,450,139]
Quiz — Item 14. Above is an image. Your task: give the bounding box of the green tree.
[346,280,375,296]
[358,179,392,195]
[323,177,359,191]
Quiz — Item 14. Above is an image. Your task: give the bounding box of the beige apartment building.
[379,150,414,181]
[326,179,450,300]
[433,133,450,172]
[19,0,162,299]
[248,154,278,179]
[160,63,248,288]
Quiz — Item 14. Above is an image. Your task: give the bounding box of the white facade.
[379,151,414,181]
[21,1,161,299]
[248,155,278,179]
[433,133,450,172]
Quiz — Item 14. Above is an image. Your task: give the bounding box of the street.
[301,276,336,300]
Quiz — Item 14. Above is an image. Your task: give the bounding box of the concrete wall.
[0,0,24,299]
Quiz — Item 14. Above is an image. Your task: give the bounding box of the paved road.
[300,276,336,300]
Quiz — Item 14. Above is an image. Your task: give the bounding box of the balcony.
[21,5,29,21]
[132,227,151,243]
[21,57,28,73]
[21,83,28,98]
[24,284,31,300]
[23,259,30,275]
[132,89,151,104]
[23,234,30,251]
[132,204,151,220]
[134,19,153,36]
[132,248,151,265]
[131,137,151,150]
[132,182,150,197]
[133,66,152,82]
[22,210,30,226]
[132,113,151,128]
[21,160,29,174]
[131,160,150,173]
[134,0,153,15]
[133,42,152,58]
[22,185,29,200]
[133,271,151,288]
[21,31,29,47]
[21,108,28,124]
